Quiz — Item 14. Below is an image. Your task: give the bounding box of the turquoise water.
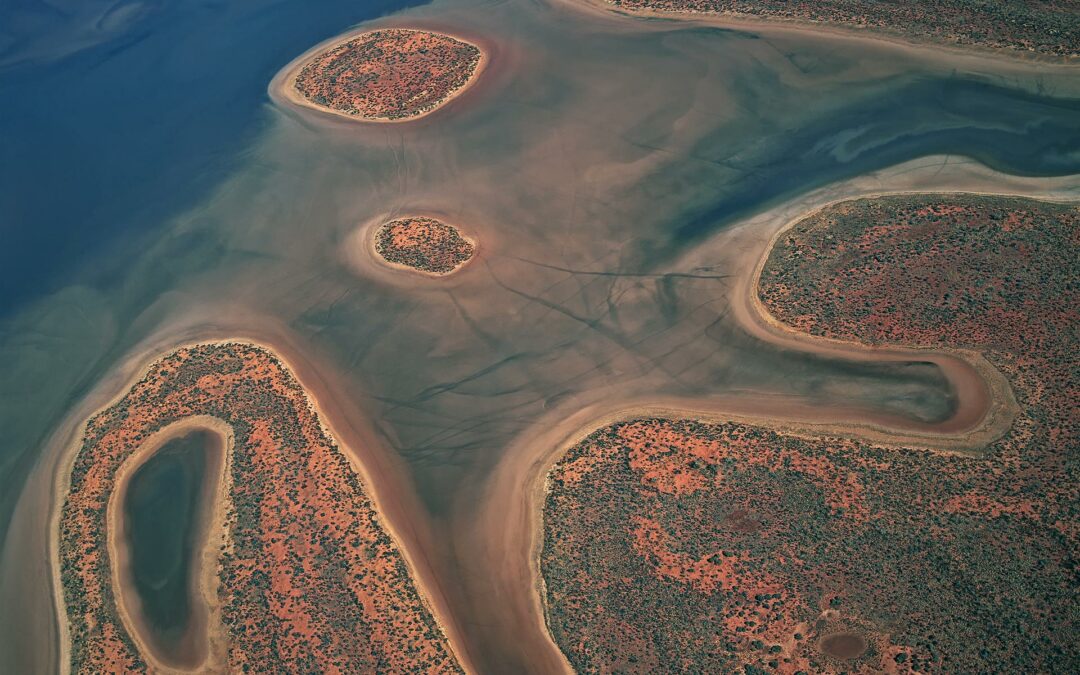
[0,0,424,560]
[0,0,1078,670]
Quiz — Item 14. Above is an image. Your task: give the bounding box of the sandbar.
[564,0,1080,68]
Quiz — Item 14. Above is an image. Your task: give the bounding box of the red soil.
[293,29,481,121]
[374,216,475,275]
[59,342,463,674]
[541,194,1079,673]
[599,0,1080,56]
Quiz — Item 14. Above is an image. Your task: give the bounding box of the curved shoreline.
[49,337,478,675]
[28,152,1079,675]
[736,191,1025,454]
[272,26,490,125]
[472,158,1080,674]
[107,417,232,674]
[563,0,1080,68]
[370,216,480,278]
[343,209,484,285]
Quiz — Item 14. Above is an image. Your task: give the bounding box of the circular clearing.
[819,631,868,660]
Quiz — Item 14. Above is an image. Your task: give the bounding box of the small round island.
[373,216,477,276]
[287,28,484,122]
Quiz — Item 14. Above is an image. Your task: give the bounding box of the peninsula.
[539,194,1079,672]
[594,0,1080,57]
[56,342,467,673]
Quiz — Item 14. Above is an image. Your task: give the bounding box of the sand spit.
[273,26,489,125]
[471,156,1080,674]
[107,418,232,674]
[50,338,476,675]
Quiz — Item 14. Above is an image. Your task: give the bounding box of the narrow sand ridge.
[50,339,475,674]
[468,156,1080,675]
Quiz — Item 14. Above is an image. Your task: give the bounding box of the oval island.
[374,216,477,276]
[285,28,484,122]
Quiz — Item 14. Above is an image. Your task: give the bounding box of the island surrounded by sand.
[374,216,478,276]
[277,27,487,123]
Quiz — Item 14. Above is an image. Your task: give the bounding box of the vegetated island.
[374,216,476,275]
[541,194,1079,673]
[57,342,465,673]
[597,0,1080,57]
[288,28,483,122]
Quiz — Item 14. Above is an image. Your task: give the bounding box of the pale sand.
[272,25,490,125]
[107,417,232,674]
[49,337,477,675]
[563,0,1080,70]
[469,156,1080,674]
[356,212,480,279]
[39,158,1080,674]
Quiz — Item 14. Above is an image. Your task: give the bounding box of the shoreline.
[562,0,1080,69]
[471,157,1080,674]
[48,336,478,675]
[343,209,484,285]
[106,418,233,674]
[369,216,480,279]
[735,190,1033,454]
[272,26,490,125]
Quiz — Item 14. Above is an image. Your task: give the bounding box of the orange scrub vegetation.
[541,195,1079,673]
[374,217,475,275]
[293,29,481,121]
[59,342,463,674]
[597,0,1080,56]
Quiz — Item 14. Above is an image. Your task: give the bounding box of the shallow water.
[1,0,1079,671]
[122,430,211,660]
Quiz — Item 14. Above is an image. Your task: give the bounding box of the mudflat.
[538,192,1079,672]
[3,0,1080,670]
[465,159,1079,675]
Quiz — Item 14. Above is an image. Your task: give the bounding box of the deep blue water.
[0,0,424,316]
